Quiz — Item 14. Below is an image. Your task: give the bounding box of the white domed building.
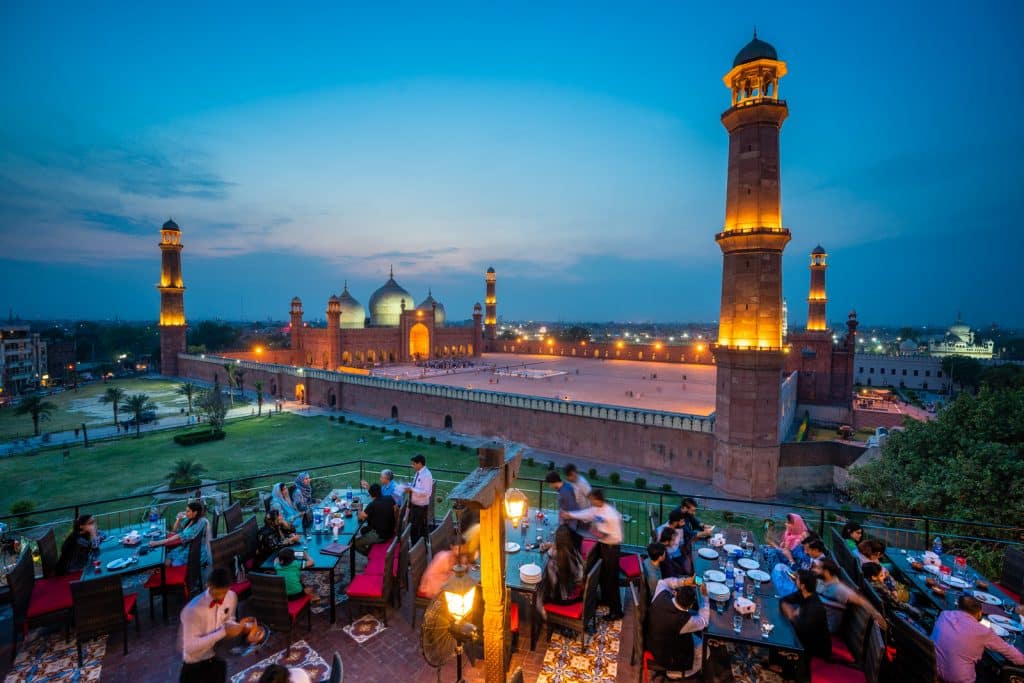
[928,315,994,359]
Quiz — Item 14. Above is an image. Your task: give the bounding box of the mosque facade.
[928,316,994,359]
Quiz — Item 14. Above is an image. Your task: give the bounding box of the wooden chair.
[998,546,1024,602]
[429,509,453,557]
[209,510,220,539]
[37,528,60,578]
[629,584,666,682]
[329,651,344,683]
[70,574,139,665]
[831,601,873,667]
[143,533,203,620]
[247,572,312,644]
[239,517,259,569]
[889,612,938,683]
[394,527,411,606]
[544,560,601,646]
[346,538,398,625]
[409,538,429,629]
[6,551,72,661]
[648,507,659,545]
[831,528,863,588]
[209,527,252,599]
[222,502,244,534]
[811,620,886,683]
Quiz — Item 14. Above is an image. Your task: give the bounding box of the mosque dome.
[338,282,366,329]
[812,244,826,255]
[733,33,778,67]
[368,268,413,327]
[899,339,919,355]
[486,267,495,274]
[417,290,446,326]
[162,218,180,231]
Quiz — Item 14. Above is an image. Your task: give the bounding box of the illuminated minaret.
[157,219,186,376]
[290,297,304,366]
[326,295,341,369]
[712,33,791,498]
[806,245,827,331]
[484,267,497,341]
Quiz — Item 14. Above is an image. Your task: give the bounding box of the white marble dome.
[368,269,413,327]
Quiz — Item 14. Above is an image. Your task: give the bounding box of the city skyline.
[2,2,1023,326]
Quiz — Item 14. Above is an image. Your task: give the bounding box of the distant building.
[45,339,77,383]
[0,326,48,395]
[928,315,994,359]
[853,352,948,392]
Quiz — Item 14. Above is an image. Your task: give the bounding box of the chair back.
[890,612,937,683]
[71,574,126,640]
[240,517,259,562]
[382,538,399,600]
[508,668,524,683]
[648,507,658,545]
[1002,546,1024,598]
[831,528,862,587]
[409,538,427,596]
[839,601,872,665]
[863,622,886,683]
[185,532,204,597]
[38,528,59,578]
[329,651,344,683]
[429,509,452,556]
[396,528,410,589]
[427,481,436,528]
[210,527,248,580]
[861,578,887,619]
[248,572,292,631]
[629,584,644,667]
[582,560,602,627]
[6,551,35,626]
[222,502,244,534]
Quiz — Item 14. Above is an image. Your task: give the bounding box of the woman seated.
[291,472,315,515]
[857,539,887,565]
[840,521,863,550]
[763,513,810,568]
[148,501,211,567]
[862,561,919,617]
[257,509,300,563]
[269,482,303,529]
[56,514,97,575]
[541,525,585,610]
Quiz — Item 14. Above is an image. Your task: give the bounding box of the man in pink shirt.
[931,595,1024,683]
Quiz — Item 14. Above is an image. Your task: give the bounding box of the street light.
[442,565,479,683]
[504,488,527,528]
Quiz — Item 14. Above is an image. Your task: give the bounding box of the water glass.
[760,621,772,639]
[733,615,742,633]
[753,600,761,621]
[718,556,725,571]
[740,531,749,547]
[714,599,725,615]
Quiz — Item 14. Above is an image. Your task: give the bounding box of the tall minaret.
[807,245,827,331]
[712,33,791,498]
[290,297,304,366]
[157,219,186,376]
[484,267,497,342]
[326,295,341,369]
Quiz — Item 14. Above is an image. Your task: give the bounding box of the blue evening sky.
[1,1,1022,327]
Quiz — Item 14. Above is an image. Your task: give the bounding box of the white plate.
[505,542,521,553]
[737,558,760,570]
[923,564,940,575]
[946,576,970,589]
[704,570,726,583]
[986,621,1010,637]
[990,614,1023,632]
[106,558,131,570]
[294,551,304,559]
[973,591,1002,606]
[747,569,771,582]
[723,544,742,555]
[698,547,719,560]
[705,582,730,600]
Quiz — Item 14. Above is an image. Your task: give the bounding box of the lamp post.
[442,564,479,683]
[504,488,527,528]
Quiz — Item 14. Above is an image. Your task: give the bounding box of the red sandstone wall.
[779,440,864,468]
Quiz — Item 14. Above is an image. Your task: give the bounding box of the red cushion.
[287,594,311,620]
[244,558,254,570]
[510,603,519,632]
[123,594,138,621]
[996,583,1020,603]
[416,589,432,600]
[144,565,187,589]
[543,600,583,619]
[619,554,642,578]
[367,543,389,562]
[831,635,855,665]
[346,573,384,598]
[230,580,251,596]
[811,658,865,683]
[28,580,73,619]
[581,539,597,558]
[365,555,386,575]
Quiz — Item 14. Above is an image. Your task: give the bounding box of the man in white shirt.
[562,489,624,620]
[563,464,592,511]
[405,454,434,544]
[179,568,256,682]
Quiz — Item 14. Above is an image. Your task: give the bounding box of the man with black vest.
[645,581,710,679]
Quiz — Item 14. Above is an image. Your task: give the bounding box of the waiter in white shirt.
[406,454,434,544]
[179,568,256,682]
[562,488,624,620]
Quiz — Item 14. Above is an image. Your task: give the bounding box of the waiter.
[406,454,434,544]
[562,488,624,621]
[179,568,256,682]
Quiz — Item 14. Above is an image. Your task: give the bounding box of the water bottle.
[725,558,735,583]
[933,536,943,556]
[148,506,160,524]
[313,508,324,532]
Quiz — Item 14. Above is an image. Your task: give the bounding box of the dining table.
[79,520,168,583]
[887,547,1024,669]
[691,528,807,681]
[260,488,366,624]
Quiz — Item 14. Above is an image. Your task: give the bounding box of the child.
[274,548,319,603]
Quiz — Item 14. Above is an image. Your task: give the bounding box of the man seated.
[352,483,396,556]
[816,559,884,633]
[656,510,690,576]
[772,536,828,596]
[932,594,1024,683]
[645,581,710,680]
[780,569,832,660]
[643,543,667,598]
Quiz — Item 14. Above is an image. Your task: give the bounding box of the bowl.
[924,577,936,588]
[910,561,924,571]
[975,580,989,591]
[931,586,946,598]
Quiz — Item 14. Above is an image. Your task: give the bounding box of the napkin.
[733,597,756,615]
[922,551,941,567]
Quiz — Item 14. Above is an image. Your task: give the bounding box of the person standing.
[545,471,581,551]
[179,568,255,682]
[405,454,433,544]
[563,464,591,511]
[932,595,1024,683]
[562,489,624,620]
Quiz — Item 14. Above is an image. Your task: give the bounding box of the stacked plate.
[519,563,542,585]
[703,569,726,584]
[990,614,1023,633]
[706,582,730,602]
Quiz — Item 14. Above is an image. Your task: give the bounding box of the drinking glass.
[740,531,749,547]
[760,621,773,639]
[1005,602,1017,618]
[752,600,761,621]
[714,599,725,615]
[718,556,725,571]
[733,615,742,633]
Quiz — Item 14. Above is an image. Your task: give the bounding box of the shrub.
[634,477,647,489]
[547,461,555,471]
[10,500,35,527]
[445,440,453,448]
[587,467,598,480]
[459,443,468,451]
[526,456,535,466]
[417,434,424,442]
[405,431,413,439]
[339,416,346,423]
[430,436,437,444]
[661,483,673,492]
[393,428,400,435]
[173,430,227,446]
[609,472,621,484]
[328,415,335,421]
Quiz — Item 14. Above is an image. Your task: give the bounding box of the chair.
[509,668,524,683]
[863,622,886,683]
[619,552,643,592]
[648,507,659,545]
[37,528,60,578]
[70,574,139,665]
[889,612,938,683]
[832,528,863,588]
[210,510,220,539]
[329,651,344,683]
[6,551,72,661]
[409,538,429,629]
[544,560,601,646]
[833,601,873,666]
[394,527,411,606]
[248,572,312,644]
[861,579,887,620]
[143,533,203,620]
[209,527,252,599]
[239,517,259,569]
[222,502,244,534]
[629,584,666,682]
[346,538,398,625]
[998,546,1023,602]
[429,509,453,557]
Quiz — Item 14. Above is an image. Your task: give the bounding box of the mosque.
[928,315,994,359]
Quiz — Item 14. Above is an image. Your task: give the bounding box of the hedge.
[173,430,226,446]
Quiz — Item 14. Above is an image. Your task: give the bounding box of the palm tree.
[121,393,157,438]
[15,396,57,436]
[99,386,127,426]
[176,381,197,415]
[234,368,246,402]
[222,363,236,409]
[166,459,207,492]
[253,380,264,416]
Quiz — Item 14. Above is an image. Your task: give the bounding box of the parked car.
[124,411,158,427]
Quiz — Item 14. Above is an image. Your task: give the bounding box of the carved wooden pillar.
[479,489,507,682]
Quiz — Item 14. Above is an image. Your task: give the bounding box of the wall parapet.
[180,353,714,433]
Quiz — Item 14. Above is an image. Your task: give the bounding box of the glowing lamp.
[442,565,477,622]
[504,487,528,528]
[696,344,705,353]
[255,346,264,355]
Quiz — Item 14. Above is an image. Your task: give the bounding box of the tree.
[99,386,127,426]
[234,368,246,401]
[222,363,236,409]
[253,380,264,416]
[559,326,591,343]
[15,396,57,436]
[941,355,983,392]
[980,364,1024,391]
[188,321,241,352]
[498,330,517,341]
[120,393,157,438]
[177,381,197,415]
[166,459,207,491]
[849,387,1024,528]
[199,379,228,434]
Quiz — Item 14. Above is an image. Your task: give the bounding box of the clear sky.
[1,1,1022,328]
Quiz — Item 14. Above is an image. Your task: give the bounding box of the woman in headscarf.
[149,500,211,567]
[763,513,809,568]
[57,514,97,575]
[291,472,315,513]
[256,509,300,563]
[269,482,302,528]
